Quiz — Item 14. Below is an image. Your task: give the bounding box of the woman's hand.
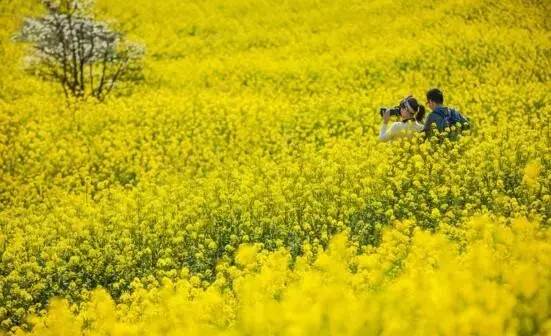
[383,109,391,124]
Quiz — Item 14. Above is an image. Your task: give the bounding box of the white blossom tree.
[14,0,145,101]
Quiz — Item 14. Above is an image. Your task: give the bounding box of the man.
[423,88,469,137]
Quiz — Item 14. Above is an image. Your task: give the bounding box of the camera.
[379,107,401,117]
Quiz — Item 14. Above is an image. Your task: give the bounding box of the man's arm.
[423,112,436,136]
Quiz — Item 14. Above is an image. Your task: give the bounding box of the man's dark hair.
[426,88,444,104]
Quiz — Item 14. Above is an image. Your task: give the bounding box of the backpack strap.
[444,107,453,125]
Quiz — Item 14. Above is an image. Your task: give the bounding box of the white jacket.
[379,119,424,142]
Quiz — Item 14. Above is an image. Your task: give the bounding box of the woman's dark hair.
[402,97,426,122]
[426,88,444,104]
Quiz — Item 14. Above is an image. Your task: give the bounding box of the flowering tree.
[14,0,145,101]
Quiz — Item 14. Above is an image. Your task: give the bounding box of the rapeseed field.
[0,0,549,335]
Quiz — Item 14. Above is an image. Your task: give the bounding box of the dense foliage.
[0,0,549,334]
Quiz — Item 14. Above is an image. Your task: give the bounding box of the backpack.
[423,106,470,141]
[440,107,470,140]
[443,107,469,129]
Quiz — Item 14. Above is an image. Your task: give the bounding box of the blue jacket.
[423,106,468,135]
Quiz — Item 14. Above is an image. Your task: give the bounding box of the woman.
[379,96,425,142]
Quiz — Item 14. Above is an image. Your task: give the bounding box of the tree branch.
[94,40,110,99]
[103,58,128,99]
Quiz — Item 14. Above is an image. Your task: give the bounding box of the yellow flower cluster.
[0,0,549,334]
[13,217,551,336]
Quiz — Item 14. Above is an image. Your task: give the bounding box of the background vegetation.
[0,0,549,334]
